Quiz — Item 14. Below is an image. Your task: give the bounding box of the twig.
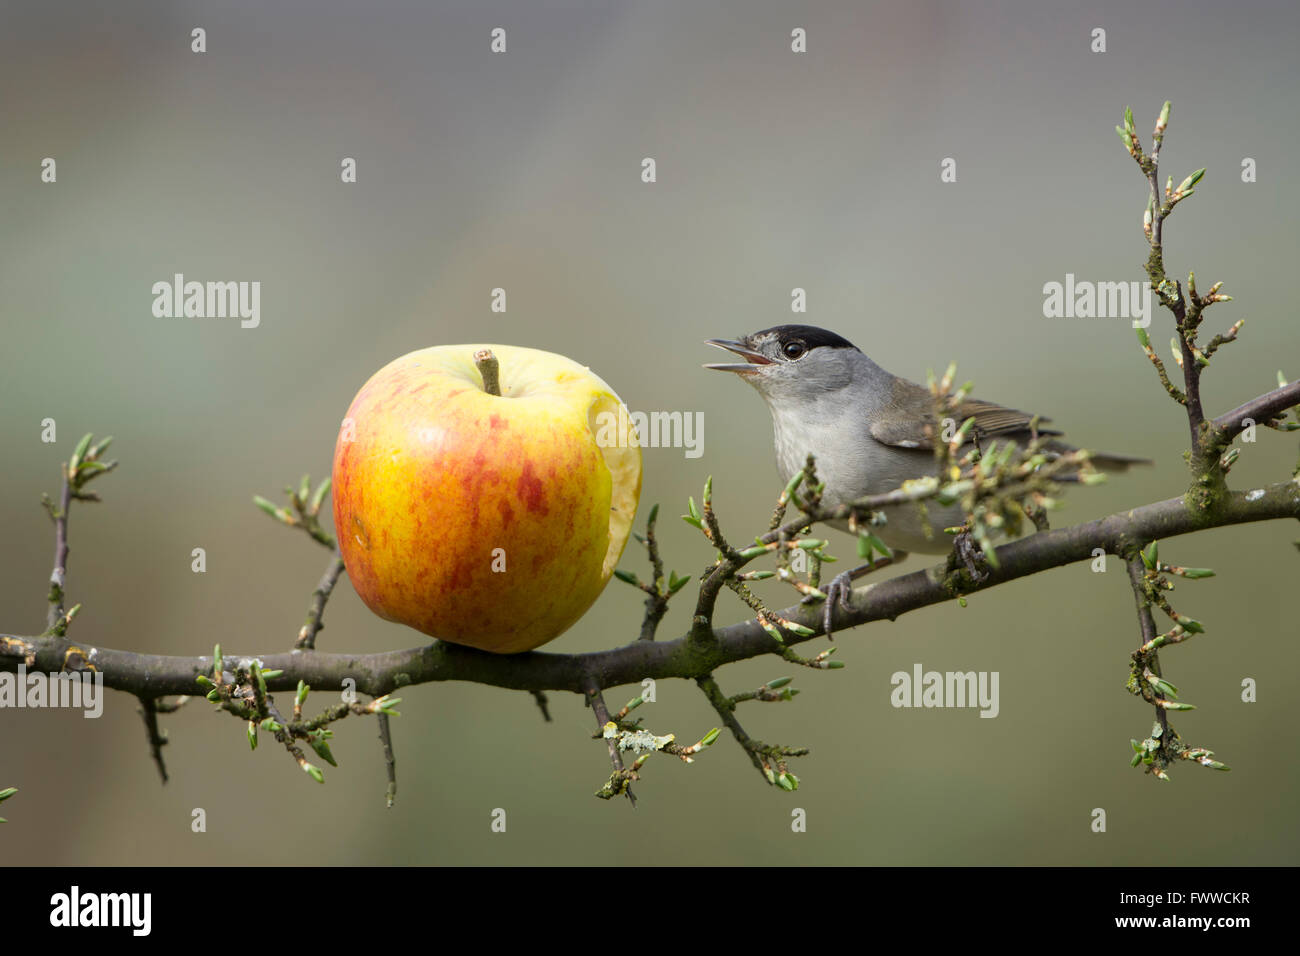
[1211,380,1300,446]
[588,687,636,807]
[44,433,117,632]
[1202,319,1244,359]
[1136,328,1187,404]
[1126,556,1170,739]
[728,677,798,705]
[697,675,806,788]
[253,475,336,550]
[376,713,397,808]
[697,676,765,779]
[296,553,347,650]
[46,472,72,630]
[615,504,691,641]
[529,690,552,722]
[688,473,832,646]
[637,505,669,640]
[137,696,170,783]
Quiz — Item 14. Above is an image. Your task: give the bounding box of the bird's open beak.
[703,338,772,374]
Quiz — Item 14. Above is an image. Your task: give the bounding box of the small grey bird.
[706,325,1149,626]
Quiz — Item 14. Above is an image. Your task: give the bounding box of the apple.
[331,344,642,654]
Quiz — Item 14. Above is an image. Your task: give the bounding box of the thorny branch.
[137,695,170,784]
[3,473,1297,799]
[41,433,117,635]
[588,687,636,806]
[1114,101,1299,776]
[614,504,689,642]
[4,103,1299,807]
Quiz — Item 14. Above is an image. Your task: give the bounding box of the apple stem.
[474,349,501,396]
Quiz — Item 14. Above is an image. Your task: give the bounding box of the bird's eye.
[782,341,806,360]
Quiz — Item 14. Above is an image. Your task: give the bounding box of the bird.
[705,324,1150,630]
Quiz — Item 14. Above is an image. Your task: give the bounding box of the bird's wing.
[868,377,1060,451]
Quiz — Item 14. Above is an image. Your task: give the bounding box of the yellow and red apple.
[331,344,641,654]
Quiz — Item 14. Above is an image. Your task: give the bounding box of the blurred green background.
[2,0,1297,865]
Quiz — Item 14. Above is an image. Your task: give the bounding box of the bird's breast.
[767,401,959,554]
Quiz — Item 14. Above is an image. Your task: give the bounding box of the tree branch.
[6,481,1297,699]
[42,433,116,634]
[45,471,72,631]
[588,687,636,806]
[136,695,170,783]
[376,713,397,808]
[1211,380,1300,445]
[1126,555,1170,739]
[296,553,346,650]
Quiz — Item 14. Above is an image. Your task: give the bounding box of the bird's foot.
[822,569,857,639]
[821,553,905,639]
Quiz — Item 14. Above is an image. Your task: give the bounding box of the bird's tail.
[1041,440,1153,473]
[1088,451,1155,471]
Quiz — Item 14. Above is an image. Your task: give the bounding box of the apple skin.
[332,344,641,654]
